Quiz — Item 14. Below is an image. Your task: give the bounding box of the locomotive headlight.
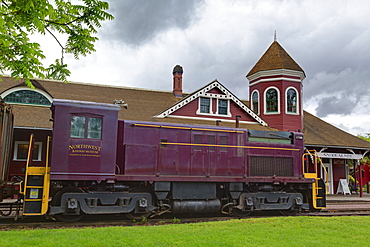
[295,135,303,140]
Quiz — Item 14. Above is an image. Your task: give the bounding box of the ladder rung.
[24,199,42,201]
[26,186,44,188]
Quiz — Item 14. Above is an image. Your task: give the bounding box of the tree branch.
[45,27,65,64]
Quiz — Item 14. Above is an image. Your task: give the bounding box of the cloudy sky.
[40,0,370,136]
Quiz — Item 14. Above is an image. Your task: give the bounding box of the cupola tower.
[247,40,305,132]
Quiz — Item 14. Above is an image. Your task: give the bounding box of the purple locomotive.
[1,99,326,221]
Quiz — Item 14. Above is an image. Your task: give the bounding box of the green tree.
[358,133,370,142]
[357,133,370,165]
[0,0,114,87]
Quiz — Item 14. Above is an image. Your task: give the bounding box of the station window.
[70,116,102,139]
[199,97,211,114]
[4,89,51,106]
[13,141,42,161]
[218,99,228,115]
[265,88,279,113]
[251,91,259,114]
[286,88,298,113]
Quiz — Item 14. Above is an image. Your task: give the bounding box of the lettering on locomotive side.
[68,144,101,157]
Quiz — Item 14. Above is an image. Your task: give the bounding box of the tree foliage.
[0,0,113,87]
[357,133,370,165]
[357,133,370,142]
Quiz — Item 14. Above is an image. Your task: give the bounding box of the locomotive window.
[88,118,102,139]
[70,116,102,139]
[70,116,86,138]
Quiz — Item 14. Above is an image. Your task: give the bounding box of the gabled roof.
[1,76,369,150]
[155,80,267,126]
[247,41,304,77]
[0,77,273,130]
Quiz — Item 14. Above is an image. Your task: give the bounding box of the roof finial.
[274,30,277,42]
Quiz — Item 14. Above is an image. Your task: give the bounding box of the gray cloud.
[315,94,356,117]
[106,0,205,46]
[65,0,370,135]
[304,67,370,117]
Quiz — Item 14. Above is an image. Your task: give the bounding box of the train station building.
[1,39,370,194]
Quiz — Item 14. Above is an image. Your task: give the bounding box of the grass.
[0,216,369,246]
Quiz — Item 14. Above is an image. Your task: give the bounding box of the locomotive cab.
[50,99,121,182]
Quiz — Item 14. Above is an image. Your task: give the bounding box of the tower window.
[286,88,298,113]
[265,88,279,113]
[252,91,259,114]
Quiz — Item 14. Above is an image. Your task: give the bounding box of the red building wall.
[250,75,303,132]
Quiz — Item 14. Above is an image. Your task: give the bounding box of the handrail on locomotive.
[302,149,329,193]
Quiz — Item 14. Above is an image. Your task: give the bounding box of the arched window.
[251,90,259,114]
[265,88,279,113]
[286,88,298,113]
[2,88,52,106]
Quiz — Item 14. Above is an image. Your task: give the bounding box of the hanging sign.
[318,152,363,160]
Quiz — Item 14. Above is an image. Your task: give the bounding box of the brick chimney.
[172,65,183,97]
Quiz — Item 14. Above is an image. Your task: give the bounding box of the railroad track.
[1,208,370,231]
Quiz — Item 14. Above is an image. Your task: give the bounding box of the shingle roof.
[0,77,274,130]
[303,111,370,149]
[247,41,304,77]
[1,76,369,150]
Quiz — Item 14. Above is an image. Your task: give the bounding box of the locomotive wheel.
[126,187,155,221]
[280,196,302,216]
[51,187,86,222]
[0,205,12,216]
[231,208,251,217]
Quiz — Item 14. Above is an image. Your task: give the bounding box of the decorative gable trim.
[155,80,268,126]
[164,115,262,125]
